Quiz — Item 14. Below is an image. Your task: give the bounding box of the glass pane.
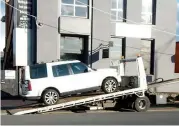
[70,62,88,74]
[141,13,152,24]
[60,53,81,60]
[75,0,88,5]
[60,37,65,50]
[110,51,122,59]
[111,10,117,20]
[117,11,123,21]
[64,37,82,52]
[140,40,151,74]
[111,37,122,45]
[102,49,109,58]
[117,0,123,9]
[30,64,47,79]
[75,6,87,17]
[110,38,122,59]
[111,0,117,9]
[62,0,74,4]
[110,46,122,58]
[61,5,74,16]
[142,0,152,13]
[52,64,70,77]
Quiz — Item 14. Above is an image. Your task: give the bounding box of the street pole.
[90,0,93,68]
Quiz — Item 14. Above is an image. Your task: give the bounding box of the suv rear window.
[30,64,47,79]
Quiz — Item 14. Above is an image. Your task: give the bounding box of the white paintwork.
[15,57,149,115]
[156,81,179,93]
[20,60,121,98]
[156,94,167,104]
[14,88,147,115]
[115,23,152,38]
[137,57,148,90]
[13,28,32,66]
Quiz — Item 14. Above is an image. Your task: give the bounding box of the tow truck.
[8,55,179,115]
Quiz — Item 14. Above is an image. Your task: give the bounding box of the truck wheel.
[102,77,119,94]
[42,89,59,106]
[134,96,150,112]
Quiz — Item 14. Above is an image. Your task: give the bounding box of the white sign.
[115,23,152,38]
[5,70,16,79]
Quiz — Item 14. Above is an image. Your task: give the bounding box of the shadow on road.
[1,94,38,111]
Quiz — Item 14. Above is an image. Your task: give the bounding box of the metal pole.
[90,0,93,68]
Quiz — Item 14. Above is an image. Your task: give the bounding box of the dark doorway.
[60,35,89,65]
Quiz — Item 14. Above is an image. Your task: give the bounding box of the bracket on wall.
[58,17,61,34]
[109,41,114,47]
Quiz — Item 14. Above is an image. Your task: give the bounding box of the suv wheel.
[42,89,59,106]
[102,77,119,93]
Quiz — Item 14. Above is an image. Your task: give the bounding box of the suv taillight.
[25,80,32,91]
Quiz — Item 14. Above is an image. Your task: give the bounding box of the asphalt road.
[1,111,179,125]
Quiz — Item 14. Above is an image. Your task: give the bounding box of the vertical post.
[90,0,93,68]
[16,66,20,97]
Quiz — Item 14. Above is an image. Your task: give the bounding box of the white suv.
[19,60,121,105]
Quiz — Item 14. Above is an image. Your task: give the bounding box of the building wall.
[151,0,179,80]
[36,0,60,63]
[36,0,92,63]
[91,0,111,68]
[35,0,178,81]
[91,0,179,80]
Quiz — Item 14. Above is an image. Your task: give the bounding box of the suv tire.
[102,77,119,94]
[42,89,59,106]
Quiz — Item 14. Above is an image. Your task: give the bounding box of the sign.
[5,70,16,79]
[16,0,33,29]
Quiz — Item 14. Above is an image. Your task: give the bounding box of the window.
[30,64,47,79]
[140,39,152,75]
[60,36,83,54]
[110,38,123,59]
[111,0,124,21]
[61,0,88,18]
[102,49,109,58]
[141,0,156,24]
[52,64,70,77]
[70,62,88,74]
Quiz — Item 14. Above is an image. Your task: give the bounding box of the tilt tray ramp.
[8,88,145,115]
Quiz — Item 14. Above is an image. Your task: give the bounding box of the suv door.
[51,64,78,93]
[68,62,100,91]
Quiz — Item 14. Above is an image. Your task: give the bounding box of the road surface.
[1,98,37,110]
[1,111,179,125]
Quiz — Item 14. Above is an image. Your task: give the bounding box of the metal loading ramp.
[10,88,146,115]
[148,78,179,88]
[147,78,179,94]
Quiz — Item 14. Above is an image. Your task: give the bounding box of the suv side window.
[30,64,47,79]
[52,64,70,77]
[70,62,88,74]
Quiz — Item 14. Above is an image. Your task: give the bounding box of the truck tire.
[42,89,59,106]
[102,77,119,94]
[134,96,150,112]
